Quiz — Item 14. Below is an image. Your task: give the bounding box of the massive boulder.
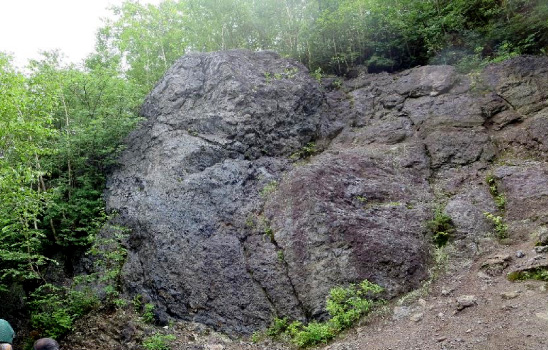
[107,50,321,334]
[105,51,548,335]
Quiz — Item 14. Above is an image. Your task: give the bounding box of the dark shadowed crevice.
[240,235,277,315]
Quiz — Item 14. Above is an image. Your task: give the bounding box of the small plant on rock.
[290,142,317,160]
[486,175,506,211]
[260,180,278,198]
[311,67,323,83]
[484,212,508,239]
[142,303,156,324]
[142,333,176,350]
[427,208,454,247]
[267,317,290,337]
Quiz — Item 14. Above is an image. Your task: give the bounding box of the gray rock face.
[105,52,548,335]
[140,50,322,160]
[107,50,321,334]
[494,163,548,221]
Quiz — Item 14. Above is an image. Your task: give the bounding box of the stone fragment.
[456,295,477,310]
[410,312,424,322]
[206,345,225,350]
[538,227,548,246]
[534,246,548,254]
[500,291,520,300]
[481,254,512,276]
[393,306,411,320]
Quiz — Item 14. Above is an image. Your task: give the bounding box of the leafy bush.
[266,317,289,337]
[142,303,156,324]
[427,209,455,247]
[87,221,130,303]
[267,280,383,347]
[142,334,176,350]
[28,284,99,338]
[293,322,335,347]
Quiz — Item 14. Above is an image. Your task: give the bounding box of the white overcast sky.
[0,0,163,67]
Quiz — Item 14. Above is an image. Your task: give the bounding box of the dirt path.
[315,240,548,350]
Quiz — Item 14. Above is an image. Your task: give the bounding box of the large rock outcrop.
[105,51,548,334]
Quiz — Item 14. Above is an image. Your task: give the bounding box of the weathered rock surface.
[265,145,433,318]
[107,50,321,334]
[104,52,548,335]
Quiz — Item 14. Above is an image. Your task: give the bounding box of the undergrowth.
[143,333,176,350]
[264,280,384,347]
[28,220,130,338]
[508,267,548,282]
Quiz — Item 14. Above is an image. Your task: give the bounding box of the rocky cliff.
[104,50,548,335]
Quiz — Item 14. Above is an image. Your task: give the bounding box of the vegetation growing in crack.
[260,180,278,198]
[484,174,508,239]
[484,212,509,239]
[486,175,506,211]
[290,142,318,160]
[264,280,384,347]
[264,68,299,83]
[264,225,275,243]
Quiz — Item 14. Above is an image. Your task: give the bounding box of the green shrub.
[142,334,176,350]
[290,143,317,160]
[132,294,144,311]
[267,317,289,337]
[142,303,156,324]
[251,331,262,343]
[327,280,382,330]
[28,284,99,338]
[508,267,548,282]
[266,279,383,347]
[293,322,335,347]
[427,209,454,247]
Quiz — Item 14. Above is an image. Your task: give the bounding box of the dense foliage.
[96,0,548,87]
[0,51,140,337]
[0,0,546,341]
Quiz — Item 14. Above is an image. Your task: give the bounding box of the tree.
[0,53,57,288]
[96,0,189,93]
